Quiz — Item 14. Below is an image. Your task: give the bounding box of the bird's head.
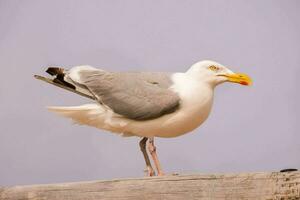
[187,60,252,87]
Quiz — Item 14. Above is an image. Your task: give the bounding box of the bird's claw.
[157,172,165,176]
[144,166,155,176]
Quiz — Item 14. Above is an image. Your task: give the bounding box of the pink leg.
[148,137,164,176]
[139,137,155,176]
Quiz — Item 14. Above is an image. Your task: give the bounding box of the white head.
[187,60,252,88]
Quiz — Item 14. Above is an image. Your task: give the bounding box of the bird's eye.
[208,65,219,72]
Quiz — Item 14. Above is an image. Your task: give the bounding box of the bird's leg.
[148,137,164,176]
[139,137,155,176]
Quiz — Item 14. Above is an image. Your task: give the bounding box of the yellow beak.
[219,73,252,86]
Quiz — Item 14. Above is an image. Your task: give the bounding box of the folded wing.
[69,67,180,120]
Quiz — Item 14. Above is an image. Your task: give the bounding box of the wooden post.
[1,172,299,200]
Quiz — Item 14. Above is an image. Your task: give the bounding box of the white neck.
[168,72,214,134]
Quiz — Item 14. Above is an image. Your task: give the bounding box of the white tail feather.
[47,104,132,136]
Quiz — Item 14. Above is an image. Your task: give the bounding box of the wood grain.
[1,172,299,200]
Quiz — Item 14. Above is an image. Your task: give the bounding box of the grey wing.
[72,69,180,120]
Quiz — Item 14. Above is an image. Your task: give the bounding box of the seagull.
[35,60,252,176]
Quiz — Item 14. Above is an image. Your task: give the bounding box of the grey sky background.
[0,0,299,186]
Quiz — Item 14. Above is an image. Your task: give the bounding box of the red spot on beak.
[240,81,248,85]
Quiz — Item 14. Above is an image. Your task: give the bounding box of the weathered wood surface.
[1,172,299,200]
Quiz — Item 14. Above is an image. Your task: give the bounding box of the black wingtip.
[46,67,64,76]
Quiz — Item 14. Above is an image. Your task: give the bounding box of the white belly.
[126,99,213,138]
